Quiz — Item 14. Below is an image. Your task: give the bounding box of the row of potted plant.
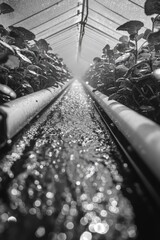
[83,0,160,124]
[0,21,72,104]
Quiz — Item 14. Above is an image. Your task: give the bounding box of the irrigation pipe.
[84,82,160,183]
[0,80,72,147]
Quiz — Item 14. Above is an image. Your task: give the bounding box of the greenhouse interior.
[0,0,160,240]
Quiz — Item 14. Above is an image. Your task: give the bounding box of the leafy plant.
[83,6,160,124]
[0,3,14,14]
[0,24,72,103]
[144,0,160,15]
[116,21,144,63]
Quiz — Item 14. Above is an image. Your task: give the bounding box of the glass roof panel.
[0,0,154,76]
[32,7,79,34]
[36,17,79,39]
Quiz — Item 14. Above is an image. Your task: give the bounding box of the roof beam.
[30,6,77,31]
[37,14,78,35]
[88,16,121,36]
[45,23,78,39]
[51,39,78,48]
[86,23,118,41]
[83,34,104,47]
[49,32,77,45]
[13,0,64,26]
[94,0,129,20]
[128,0,144,9]
[89,7,120,25]
[85,28,107,41]
[53,40,78,49]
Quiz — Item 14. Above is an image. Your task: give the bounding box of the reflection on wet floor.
[0,81,140,239]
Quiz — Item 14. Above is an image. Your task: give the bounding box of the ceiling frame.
[13,0,64,26]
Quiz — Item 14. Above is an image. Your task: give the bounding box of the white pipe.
[0,81,71,143]
[84,84,160,182]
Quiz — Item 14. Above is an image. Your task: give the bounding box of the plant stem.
[138,40,148,53]
[124,60,150,78]
[152,15,160,32]
[135,39,138,64]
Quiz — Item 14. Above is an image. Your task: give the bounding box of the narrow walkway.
[0,81,153,240]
